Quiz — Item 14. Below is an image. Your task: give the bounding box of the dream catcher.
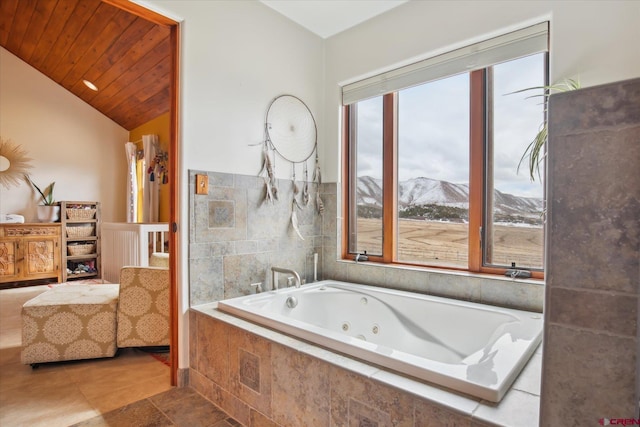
[259,95,322,240]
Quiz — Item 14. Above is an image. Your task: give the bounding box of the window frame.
[342,68,546,279]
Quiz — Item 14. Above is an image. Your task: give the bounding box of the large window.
[484,54,546,270]
[343,24,548,277]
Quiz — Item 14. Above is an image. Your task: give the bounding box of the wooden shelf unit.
[60,201,101,282]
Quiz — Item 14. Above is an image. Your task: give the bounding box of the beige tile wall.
[189,170,544,312]
[189,309,495,427]
[188,172,324,305]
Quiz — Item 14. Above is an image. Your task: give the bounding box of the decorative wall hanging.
[258,95,322,240]
[0,137,33,189]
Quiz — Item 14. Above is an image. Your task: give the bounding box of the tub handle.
[250,282,263,293]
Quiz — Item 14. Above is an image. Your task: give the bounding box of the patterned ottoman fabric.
[117,267,169,347]
[21,284,119,365]
[149,252,169,268]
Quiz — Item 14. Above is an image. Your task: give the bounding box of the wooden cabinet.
[0,224,62,284]
[60,201,101,282]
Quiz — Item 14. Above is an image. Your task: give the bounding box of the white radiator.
[101,222,169,283]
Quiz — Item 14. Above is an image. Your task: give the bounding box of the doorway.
[106,0,181,386]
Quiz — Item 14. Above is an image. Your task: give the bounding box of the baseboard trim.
[177,367,189,387]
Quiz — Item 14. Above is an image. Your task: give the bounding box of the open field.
[356,218,543,269]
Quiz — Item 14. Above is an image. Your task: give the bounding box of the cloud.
[353,53,546,198]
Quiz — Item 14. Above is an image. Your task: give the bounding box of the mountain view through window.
[352,53,546,270]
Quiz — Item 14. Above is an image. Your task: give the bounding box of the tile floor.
[0,284,238,427]
[71,387,242,427]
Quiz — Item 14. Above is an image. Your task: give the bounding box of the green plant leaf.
[25,175,56,205]
[511,77,581,181]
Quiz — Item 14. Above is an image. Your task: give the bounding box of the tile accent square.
[239,349,261,392]
[228,326,272,417]
[349,398,390,427]
[209,200,235,228]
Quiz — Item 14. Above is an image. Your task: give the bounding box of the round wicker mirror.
[0,138,33,189]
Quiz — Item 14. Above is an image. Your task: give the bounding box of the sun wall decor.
[0,137,33,189]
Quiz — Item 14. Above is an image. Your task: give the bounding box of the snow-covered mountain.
[357,176,543,217]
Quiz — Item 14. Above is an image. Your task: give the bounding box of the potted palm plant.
[25,175,59,222]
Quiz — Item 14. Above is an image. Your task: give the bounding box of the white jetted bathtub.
[217,280,542,402]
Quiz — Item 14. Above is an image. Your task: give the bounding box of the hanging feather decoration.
[302,162,310,206]
[292,164,299,196]
[313,152,323,214]
[260,141,278,203]
[312,153,322,185]
[264,176,274,203]
[316,192,324,215]
[291,201,305,240]
[291,163,302,210]
[290,164,305,239]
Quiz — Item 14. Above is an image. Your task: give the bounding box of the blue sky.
[356,53,546,199]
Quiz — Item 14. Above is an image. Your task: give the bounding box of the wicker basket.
[66,208,96,220]
[67,243,95,256]
[67,225,95,238]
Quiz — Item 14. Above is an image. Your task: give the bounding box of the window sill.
[330,258,544,312]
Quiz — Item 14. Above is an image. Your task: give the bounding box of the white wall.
[141,0,325,371]
[323,0,640,182]
[0,47,129,222]
[154,0,325,178]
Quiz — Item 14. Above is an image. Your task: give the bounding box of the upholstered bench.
[21,284,119,365]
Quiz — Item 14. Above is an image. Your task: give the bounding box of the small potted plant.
[25,175,60,222]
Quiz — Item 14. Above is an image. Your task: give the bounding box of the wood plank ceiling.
[0,0,171,131]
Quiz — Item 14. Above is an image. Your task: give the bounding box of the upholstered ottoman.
[149,252,169,268]
[21,284,119,365]
[117,267,169,347]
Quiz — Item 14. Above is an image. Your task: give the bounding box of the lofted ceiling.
[0,0,170,131]
[260,0,408,38]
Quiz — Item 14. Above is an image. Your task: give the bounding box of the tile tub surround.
[188,170,543,311]
[188,171,324,306]
[217,281,543,403]
[189,305,543,427]
[541,78,640,425]
[319,183,544,313]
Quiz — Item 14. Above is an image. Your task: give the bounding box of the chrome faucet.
[271,266,301,290]
[505,268,532,279]
[355,251,369,262]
